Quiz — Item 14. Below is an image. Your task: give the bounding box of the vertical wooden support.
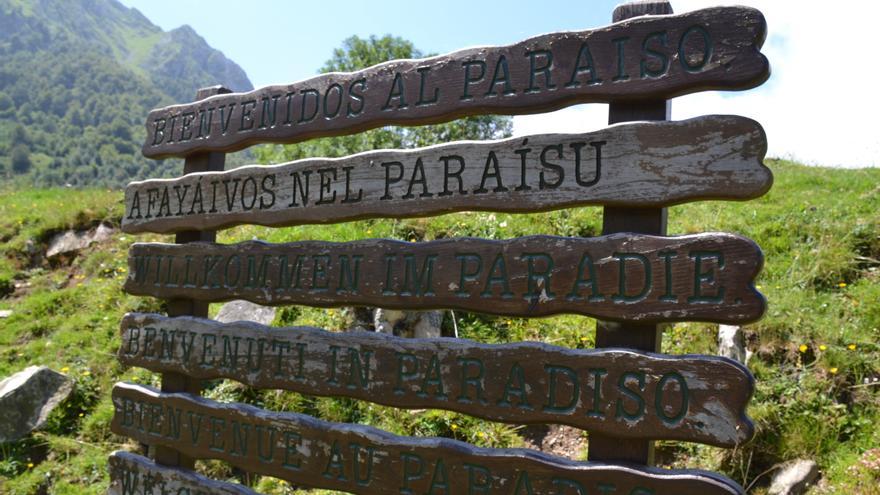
[153,85,232,469]
[587,0,672,466]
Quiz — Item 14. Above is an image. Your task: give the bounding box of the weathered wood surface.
[124,233,765,323]
[141,6,769,159]
[124,115,770,234]
[589,0,672,466]
[111,383,745,494]
[154,85,231,471]
[108,451,257,495]
[119,312,754,447]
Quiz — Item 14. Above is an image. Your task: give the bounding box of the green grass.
[0,159,878,494]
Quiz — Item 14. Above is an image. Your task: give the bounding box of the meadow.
[0,159,877,494]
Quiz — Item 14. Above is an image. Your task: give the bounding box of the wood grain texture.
[108,451,257,495]
[589,0,672,466]
[124,115,770,234]
[118,313,754,447]
[141,6,769,159]
[111,383,745,495]
[154,85,231,471]
[124,233,765,323]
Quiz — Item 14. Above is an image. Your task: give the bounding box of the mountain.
[0,0,254,187]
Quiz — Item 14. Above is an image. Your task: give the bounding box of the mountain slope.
[0,0,253,187]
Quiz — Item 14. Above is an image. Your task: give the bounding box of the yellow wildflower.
[819,345,827,351]
[27,463,33,469]
[82,370,91,376]
[848,344,857,351]
[451,424,458,431]
[829,367,838,374]
[61,366,70,373]
[798,344,808,353]
[838,282,847,288]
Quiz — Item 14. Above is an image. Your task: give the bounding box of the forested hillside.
[0,0,253,187]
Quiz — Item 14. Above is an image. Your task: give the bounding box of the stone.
[718,324,749,364]
[92,223,115,243]
[0,310,11,318]
[768,460,820,495]
[342,307,375,332]
[374,309,443,338]
[0,366,74,443]
[411,311,444,339]
[46,222,116,259]
[215,300,276,325]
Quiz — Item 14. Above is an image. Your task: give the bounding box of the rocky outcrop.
[215,300,276,325]
[0,366,74,443]
[46,223,115,259]
[718,324,750,364]
[374,309,443,338]
[768,460,820,495]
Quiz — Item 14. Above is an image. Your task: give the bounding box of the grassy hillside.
[0,159,878,494]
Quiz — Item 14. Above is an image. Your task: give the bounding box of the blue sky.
[119,0,878,168]
[119,0,623,88]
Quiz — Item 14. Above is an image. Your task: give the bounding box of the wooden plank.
[108,451,257,495]
[123,233,765,323]
[154,85,231,471]
[124,115,770,234]
[118,312,754,447]
[141,6,769,159]
[111,383,746,495]
[589,0,671,467]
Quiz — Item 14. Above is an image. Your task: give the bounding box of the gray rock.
[342,307,375,332]
[412,311,444,339]
[0,366,74,443]
[216,300,276,325]
[46,223,116,259]
[718,324,749,364]
[92,223,115,243]
[374,309,443,338]
[768,460,820,495]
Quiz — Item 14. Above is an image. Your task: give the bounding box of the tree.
[253,35,513,338]
[323,35,420,73]
[0,93,14,118]
[11,144,32,174]
[255,35,512,164]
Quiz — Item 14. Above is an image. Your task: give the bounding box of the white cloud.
[514,1,880,168]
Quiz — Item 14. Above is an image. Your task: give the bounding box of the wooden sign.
[111,383,746,495]
[108,451,257,495]
[119,313,754,447]
[124,115,770,234]
[142,6,769,158]
[124,233,765,323]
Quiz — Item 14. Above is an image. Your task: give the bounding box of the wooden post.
[587,0,672,466]
[153,85,232,469]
